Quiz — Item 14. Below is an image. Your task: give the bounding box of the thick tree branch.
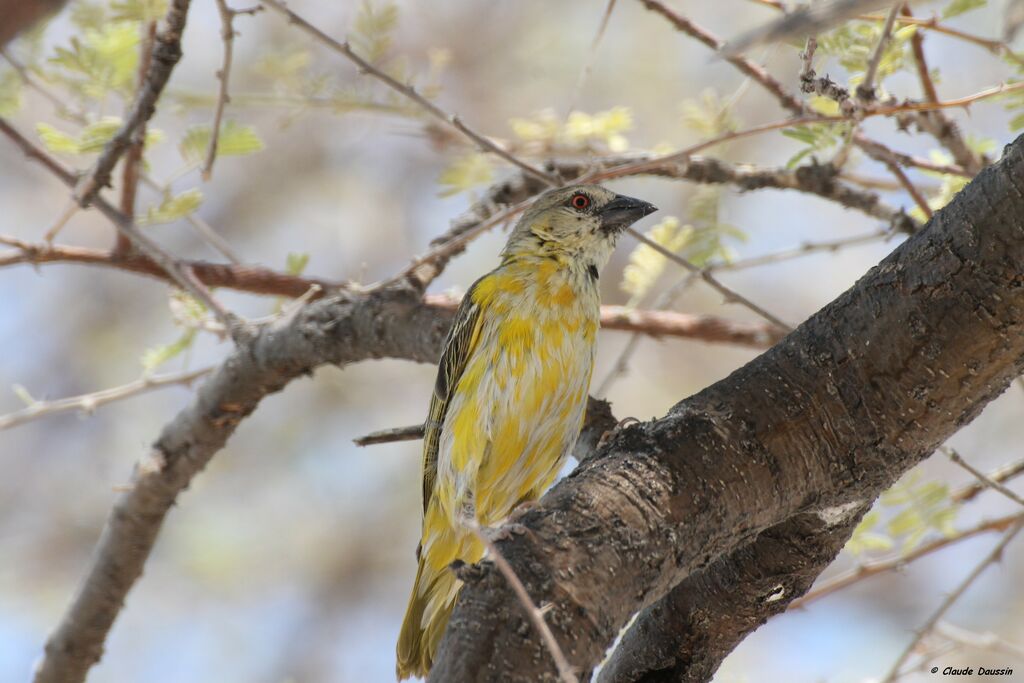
[31,283,450,683]
[428,136,1024,682]
[597,505,870,683]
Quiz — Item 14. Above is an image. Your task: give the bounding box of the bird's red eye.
[570,193,590,210]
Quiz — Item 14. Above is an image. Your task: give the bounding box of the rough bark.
[596,506,869,683]
[428,135,1024,682]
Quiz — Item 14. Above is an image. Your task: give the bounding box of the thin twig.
[713,229,895,272]
[353,423,425,446]
[117,20,158,254]
[0,116,242,337]
[595,272,697,397]
[639,0,805,116]
[624,227,793,332]
[258,0,557,186]
[857,2,900,101]
[0,235,339,297]
[952,457,1024,504]
[879,158,932,219]
[565,0,618,116]
[464,519,578,683]
[75,0,192,208]
[942,447,1024,508]
[880,518,1024,683]
[935,622,1024,661]
[0,47,244,263]
[202,0,239,180]
[138,175,243,263]
[903,6,937,104]
[790,512,1024,610]
[900,6,983,175]
[388,199,532,288]
[0,368,211,432]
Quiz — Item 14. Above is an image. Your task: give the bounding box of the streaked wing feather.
[422,283,484,514]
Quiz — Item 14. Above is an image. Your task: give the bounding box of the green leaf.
[141,189,203,225]
[36,123,80,153]
[253,48,312,82]
[179,121,265,163]
[111,0,168,22]
[34,117,162,155]
[76,117,123,153]
[351,0,399,64]
[887,507,923,536]
[438,153,494,197]
[943,0,986,19]
[846,510,894,555]
[141,329,196,371]
[782,127,819,145]
[681,89,740,138]
[285,252,310,276]
[48,22,140,99]
[11,384,36,406]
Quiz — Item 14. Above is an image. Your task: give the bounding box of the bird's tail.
[395,551,460,680]
[398,513,488,680]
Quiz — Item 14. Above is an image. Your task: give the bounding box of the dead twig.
[463,519,578,683]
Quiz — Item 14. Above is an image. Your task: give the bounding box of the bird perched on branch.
[396,184,657,679]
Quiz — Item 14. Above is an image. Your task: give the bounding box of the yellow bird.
[396,184,657,679]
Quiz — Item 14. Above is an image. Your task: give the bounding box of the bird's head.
[502,184,657,274]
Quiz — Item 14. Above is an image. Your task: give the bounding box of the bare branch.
[788,512,1024,610]
[566,0,619,115]
[116,20,157,254]
[258,0,557,186]
[952,457,1024,504]
[0,369,211,432]
[201,0,257,180]
[880,518,1024,683]
[353,423,426,447]
[943,447,1024,508]
[0,117,241,336]
[639,0,805,116]
[878,157,933,219]
[623,228,793,332]
[857,2,900,101]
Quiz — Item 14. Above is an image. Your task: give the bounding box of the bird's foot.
[597,416,641,450]
[483,522,529,543]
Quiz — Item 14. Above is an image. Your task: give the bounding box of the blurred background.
[1,0,1023,681]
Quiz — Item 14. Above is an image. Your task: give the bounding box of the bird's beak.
[599,194,658,234]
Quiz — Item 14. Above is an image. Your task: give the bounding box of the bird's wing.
[421,280,486,514]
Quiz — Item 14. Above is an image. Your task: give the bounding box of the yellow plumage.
[396,185,656,679]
